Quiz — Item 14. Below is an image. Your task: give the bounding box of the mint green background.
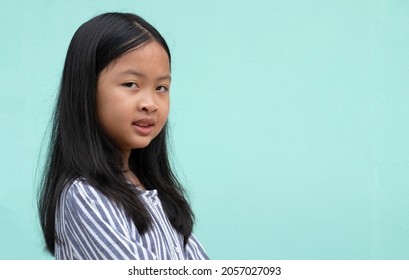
[1,0,409,260]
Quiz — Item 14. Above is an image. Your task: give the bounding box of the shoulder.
[61,177,113,210]
[59,177,129,229]
[63,177,95,199]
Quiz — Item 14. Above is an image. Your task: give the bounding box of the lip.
[132,118,155,136]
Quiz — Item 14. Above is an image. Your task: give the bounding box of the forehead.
[100,41,170,77]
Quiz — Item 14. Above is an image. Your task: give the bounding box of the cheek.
[96,93,125,133]
[159,96,170,116]
[164,102,170,117]
[96,96,112,127]
[155,99,170,132]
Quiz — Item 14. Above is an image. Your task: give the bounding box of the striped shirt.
[55,178,209,260]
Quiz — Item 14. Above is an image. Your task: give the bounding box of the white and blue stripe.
[54,178,209,260]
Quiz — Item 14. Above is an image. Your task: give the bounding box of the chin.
[133,141,153,149]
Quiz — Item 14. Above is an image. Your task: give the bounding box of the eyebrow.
[119,69,171,81]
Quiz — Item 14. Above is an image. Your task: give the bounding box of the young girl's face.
[96,41,170,152]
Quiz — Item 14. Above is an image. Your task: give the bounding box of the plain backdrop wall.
[1,0,409,260]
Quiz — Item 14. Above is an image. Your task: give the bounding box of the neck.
[123,170,145,189]
[122,150,131,171]
[121,150,145,189]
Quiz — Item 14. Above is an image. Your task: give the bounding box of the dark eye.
[156,85,168,93]
[123,82,139,89]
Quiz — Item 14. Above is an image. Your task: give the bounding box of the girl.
[38,12,208,260]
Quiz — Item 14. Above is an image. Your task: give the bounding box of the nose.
[137,92,158,113]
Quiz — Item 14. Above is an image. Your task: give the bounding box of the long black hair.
[38,12,194,255]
